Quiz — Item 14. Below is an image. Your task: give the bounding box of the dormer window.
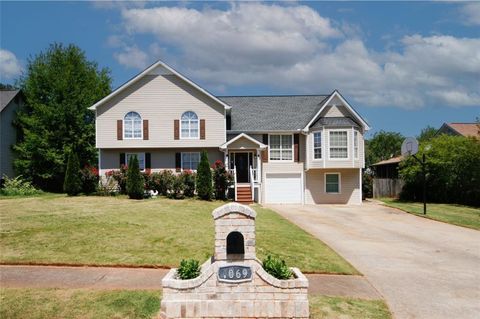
[124,112,142,139]
[181,111,199,139]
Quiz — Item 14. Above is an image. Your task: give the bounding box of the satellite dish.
[401,137,419,157]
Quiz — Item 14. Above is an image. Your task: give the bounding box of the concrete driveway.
[268,201,480,319]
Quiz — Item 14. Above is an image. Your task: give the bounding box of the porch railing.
[249,166,255,201]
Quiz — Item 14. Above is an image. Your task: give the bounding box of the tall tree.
[14,43,111,191]
[365,130,404,166]
[417,126,437,143]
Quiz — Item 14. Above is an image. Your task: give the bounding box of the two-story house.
[90,60,370,205]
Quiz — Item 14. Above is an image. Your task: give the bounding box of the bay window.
[313,132,322,159]
[329,131,348,159]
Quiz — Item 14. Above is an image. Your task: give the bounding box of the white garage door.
[265,173,302,204]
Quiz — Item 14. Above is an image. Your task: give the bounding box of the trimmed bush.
[80,166,99,194]
[168,174,185,200]
[177,259,201,280]
[196,151,212,200]
[63,151,82,196]
[213,160,230,200]
[0,175,42,196]
[182,170,196,197]
[262,255,293,280]
[126,156,144,199]
[111,165,127,194]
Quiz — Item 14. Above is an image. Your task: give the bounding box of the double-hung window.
[126,153,145,170]
[181,152,200,170]
[313,132,322,159]
[354,131,359,159]
[181,111,199,139]
[124,112,142,139]
[269,134,293,161]
[325,173,340,194]
[329,131,348,159]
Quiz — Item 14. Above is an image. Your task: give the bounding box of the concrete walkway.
[0,265,381,299]
[268,202,480,319]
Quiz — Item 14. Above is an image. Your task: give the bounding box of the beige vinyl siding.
[320,103,350,118]
[0,100,21,178]
[227,137,260,150]
[305,168,361,204]
[96,74,225,149]
[99,148,223,176]
[306,127,365,169]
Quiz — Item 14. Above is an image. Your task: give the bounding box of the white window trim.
[126,152,146,171]
[268,133,294,162]
[180,111,200,140]
[123,111,143,140]
[181,152,200,171]
[324,172,341,194]
[354,130,359,160]
[312,131,323,161]
[328,129,349,160]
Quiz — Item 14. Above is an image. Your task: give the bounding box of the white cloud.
[0,49,22,80]
[112,3,480,109]
[460,2,480,25]
[113,46,149,69]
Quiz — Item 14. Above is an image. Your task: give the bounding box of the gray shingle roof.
[219,95,329,131]
[311,117,360,128]
[0,90,20,112]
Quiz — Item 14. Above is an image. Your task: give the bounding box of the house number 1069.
[218,266,252,282]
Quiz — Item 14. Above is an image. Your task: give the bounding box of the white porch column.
[256,149,261,183]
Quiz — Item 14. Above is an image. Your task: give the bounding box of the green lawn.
[380,198,480,230]
[0,195,357,274]
[0,288,391,319]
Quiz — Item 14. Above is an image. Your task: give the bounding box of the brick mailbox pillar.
[160,203,309,318]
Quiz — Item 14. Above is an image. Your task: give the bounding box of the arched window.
[181,111,199,139]
[124,112,142,139]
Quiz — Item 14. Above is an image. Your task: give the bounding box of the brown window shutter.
[200,119,206,139]
[175,153,181,172]
[174,120,179,140]
[262,134,269,163]
[294,134,299,162]
[143,120,149,140]
[117,120,123,140]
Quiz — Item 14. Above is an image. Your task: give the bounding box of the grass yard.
[380,198,480,230]
[0,288,391,319]
[0,195,357,274]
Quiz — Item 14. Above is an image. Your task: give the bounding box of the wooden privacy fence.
[373,178,404,198]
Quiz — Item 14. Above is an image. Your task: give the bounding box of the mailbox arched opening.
[226,231,244,257]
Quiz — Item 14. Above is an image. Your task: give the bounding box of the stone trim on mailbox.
[160,203,309,319]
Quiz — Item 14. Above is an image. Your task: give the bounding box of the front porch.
[219,133,266,204]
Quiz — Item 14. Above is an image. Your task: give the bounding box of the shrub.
[262,255,293,280]
[97,174,118,196]
[177,259,201,280]
[111,165,127,194]
[168,174,185,199]
[80,166,99,194]
[196,151,213,200]
[126,156,144,199]
[182,170,196,197]
[213,160,230,200]
[0,175,42,196]
[153,170,175,196]
[63,150,82,196]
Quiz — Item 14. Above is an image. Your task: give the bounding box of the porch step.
[236,186,253,204]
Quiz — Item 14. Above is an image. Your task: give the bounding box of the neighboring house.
[371,155,404,198]
[0,90,24,179]
[436,122,480,138]
[90,60,370,204]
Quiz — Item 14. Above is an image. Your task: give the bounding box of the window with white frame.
[124,112,142,139]
[181,152,200,170]
[354,131,359,159]
[325,173,340,193]
[181,111,199,139]
[313,132,322,159]
[126,153,145,170]
[329,131,348,159]
[269,134,293,161]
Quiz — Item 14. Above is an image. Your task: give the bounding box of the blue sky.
[1,1,479,137]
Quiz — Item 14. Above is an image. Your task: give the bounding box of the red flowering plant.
[111,166,128,194]
[181,169,196,197]
[80,165,99,194]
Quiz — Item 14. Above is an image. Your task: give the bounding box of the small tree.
[63,150,82,196]
[213,160,229,200]
[126,156,144,199]
[196,151,212,200]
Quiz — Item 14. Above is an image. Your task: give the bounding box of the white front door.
[265,173,302,204]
